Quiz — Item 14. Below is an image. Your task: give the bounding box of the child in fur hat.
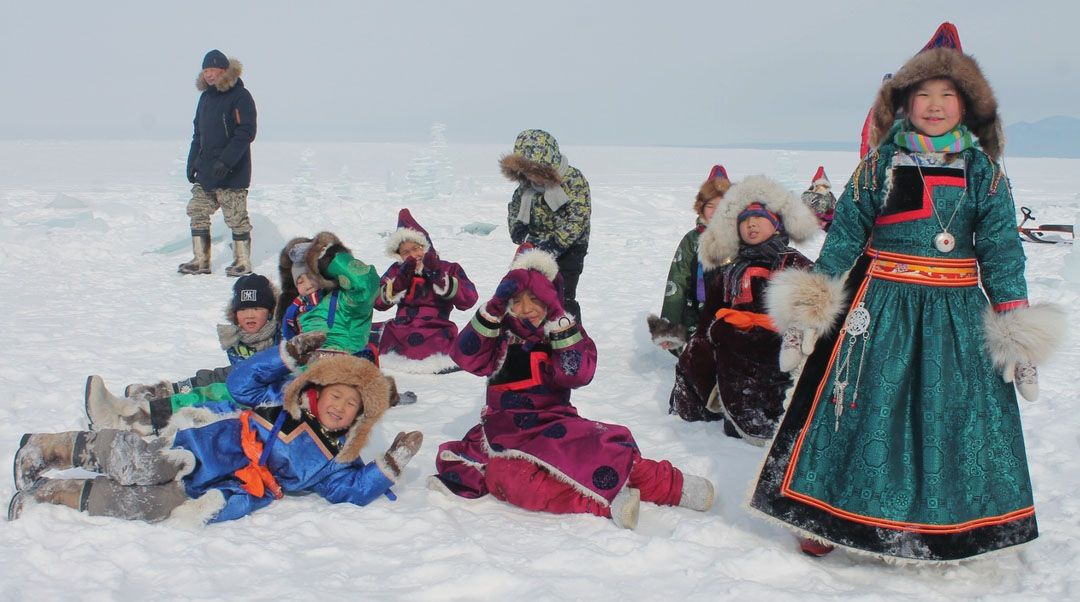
[648,165,731,356]
[122,274,282,402]
[501,129,591,323]
[431,250,715,529]
[374,208,478,374]
[667,176,816,438]
[13,348,424,525]
[748,47,1065,561]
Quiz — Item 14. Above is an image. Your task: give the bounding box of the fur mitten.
[647,314,688,350]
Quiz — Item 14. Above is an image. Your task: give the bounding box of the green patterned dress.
[750,131,1035,561]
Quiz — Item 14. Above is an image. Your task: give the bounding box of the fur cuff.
[646,314,688,348]
[765,269,847,334]
[983,303,1066,370]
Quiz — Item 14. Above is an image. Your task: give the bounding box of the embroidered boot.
[799,537,835,557]
[177,230,211,275]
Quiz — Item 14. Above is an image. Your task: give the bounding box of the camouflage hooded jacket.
[501,129,591,256]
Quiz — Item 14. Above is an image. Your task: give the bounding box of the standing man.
[178,49,257,277]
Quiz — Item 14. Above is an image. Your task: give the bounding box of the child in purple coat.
[431,250,715,529]
[374,209,478,374]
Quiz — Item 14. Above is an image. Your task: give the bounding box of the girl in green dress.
[749,47,1064,561]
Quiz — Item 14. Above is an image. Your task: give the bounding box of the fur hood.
[281,354,390,463]
[276,236,313,322]
[698,175,819,270]
[195,58,243,93]
[499,129,565,187]
[869,48,1003,160]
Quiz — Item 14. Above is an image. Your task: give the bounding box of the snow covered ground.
[0,139,1077,600]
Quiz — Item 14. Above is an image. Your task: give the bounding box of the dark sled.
[1018,206,1074,244]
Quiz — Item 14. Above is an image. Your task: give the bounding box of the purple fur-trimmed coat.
[374,259,477,363]
[434,311,640,505]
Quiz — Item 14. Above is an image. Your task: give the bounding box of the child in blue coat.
[12,351,423,525]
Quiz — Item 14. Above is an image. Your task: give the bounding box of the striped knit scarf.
[894,125,975,154]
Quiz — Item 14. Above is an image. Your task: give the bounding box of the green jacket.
[299,252,379,353]
[660,223,706,339]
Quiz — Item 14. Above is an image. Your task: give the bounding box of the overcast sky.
[2,1,1076,147]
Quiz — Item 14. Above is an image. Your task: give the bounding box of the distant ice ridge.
[405,123,455,202]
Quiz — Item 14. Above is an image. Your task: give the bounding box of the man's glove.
[1004,360,1039,402]
[211,160,230,180]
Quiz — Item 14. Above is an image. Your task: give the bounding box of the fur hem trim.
[765,269,848,334]
[480,431,611,506]
[195,58,243,93]
[438,449,487,472]
[982,303,1066,370]
[646,314,688,348]
[305,231,348,291]
[378,352,459,375]
[499,153,562,186]
[698,175,820,270]
[161,407,236,438]
[281,354,389,463]
[384,228,429,259]
[509,249,559,281]
[165,490,226,529]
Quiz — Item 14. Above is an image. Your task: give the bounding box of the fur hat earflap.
[869,47,1002,159]
[304,232,351,291]
[276,236,312,322]
[196,57,243,93]
[765,269,849,336]
[694,164,732,215]
[282,354,390,463]
[697,175,819,270]
[982,303,1066,372]
[646,314,688,349]
[384,208,432,259]
[509,248,559,281]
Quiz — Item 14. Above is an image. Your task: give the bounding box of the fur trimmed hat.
[384,208,432,259]
[276,236,312,322]
[869,47,1003,160]
[810,166,830,189]
[508,248,559,281]
[305,232,350,292]
[282,354,390,463]
[693,164,732,215]
[698,175,819,270]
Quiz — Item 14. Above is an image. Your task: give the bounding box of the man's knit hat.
[202,49,229,70]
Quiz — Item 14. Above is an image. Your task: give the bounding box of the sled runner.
[1018,206,1075,244]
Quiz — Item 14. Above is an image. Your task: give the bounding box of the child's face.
[700,198,721,223]
[908,78,964,138]
[236,307,270,334]
[398,241,425,264]
[739,216,778,246]
[316,383,362,431]
[510,290,548,327]
[296,273,317,297]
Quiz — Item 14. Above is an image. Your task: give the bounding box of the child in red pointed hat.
[801,166,837,230]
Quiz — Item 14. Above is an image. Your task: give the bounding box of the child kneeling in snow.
[374,208,478,374]
[11,352,423,524]
[667,176,817,443]
[431,250,714,529]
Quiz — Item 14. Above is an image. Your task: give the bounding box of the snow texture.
[0,140,1077,600]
